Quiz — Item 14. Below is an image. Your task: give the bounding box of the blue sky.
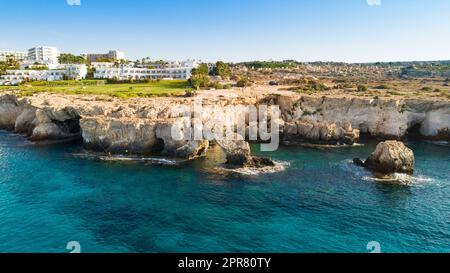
[1,0,450,62]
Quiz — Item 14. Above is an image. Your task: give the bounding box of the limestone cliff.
[277,94,450,140]
[0,92,448,163]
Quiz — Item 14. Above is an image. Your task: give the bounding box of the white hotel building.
[0,51,28,62]
[27,46,59,65]
[94,60,199,80]
[1,46,59,64]
[90,62,115,69]
[0,64,88,85]
[86,50,125,63]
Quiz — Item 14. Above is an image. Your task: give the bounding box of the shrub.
[386,90,401,96]
[106,78,151,84]
[184,90,197,97]
[207,82,222,90]
[236,77,252,87]
[357,85,368,92]
[209,83,232,90]
[332,79,347,83]
[373,84,390,90]
[230,75,239,81]
[307,81,330,91]
[334,83,354,89]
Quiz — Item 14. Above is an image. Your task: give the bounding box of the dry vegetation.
[230,62,450,101]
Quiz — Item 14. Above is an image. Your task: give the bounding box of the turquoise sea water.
[0,130,449,253]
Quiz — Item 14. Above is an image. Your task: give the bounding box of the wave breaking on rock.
[213,160,290,176]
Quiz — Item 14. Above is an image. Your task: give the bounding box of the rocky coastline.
[0,92,449,172]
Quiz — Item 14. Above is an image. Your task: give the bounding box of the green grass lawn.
[0,80,192,98]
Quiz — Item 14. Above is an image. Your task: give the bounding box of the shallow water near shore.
[0,130,449,253]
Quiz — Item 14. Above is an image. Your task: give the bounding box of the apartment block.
[86,50,125,63]
[28,46,59,64]
[0,50,28,62]
[0,64,88,85]
[94,60,199,80]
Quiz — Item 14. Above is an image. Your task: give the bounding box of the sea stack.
[354,141,415,174]
[216,135,275,168]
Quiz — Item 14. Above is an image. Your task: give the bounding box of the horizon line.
[1,46,449,65]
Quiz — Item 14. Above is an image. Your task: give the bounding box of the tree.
[192,63,209,76]
[189,63,210,89]
[25,65,48,70]
[6,55,19,67]
[190,74,210,90]
[213,61,231,79]
[155,60,167,65]
[0,62,8,75]
[94,57,114,63]
[58,53,87,64]
[0,56,20,75]
[86,67,96,79]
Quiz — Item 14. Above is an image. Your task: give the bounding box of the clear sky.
[1,0,449,63]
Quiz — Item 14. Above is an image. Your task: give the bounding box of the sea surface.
[0,130,449,253]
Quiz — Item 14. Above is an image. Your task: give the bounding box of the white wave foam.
[337,159,371,177]
[425,140,450,147]
[362,172,435,185]
[300,143,364,149]
[339,159,435,186]
[73,152,179,165]
[218,160,290,176]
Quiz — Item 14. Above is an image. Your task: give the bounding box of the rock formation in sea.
[354,141,415,174]
[216,134,275,168]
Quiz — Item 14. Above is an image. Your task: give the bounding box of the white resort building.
[27,46,59,65]
[86,50,125,63]
[94,60,199,80]
[0,51,28,62]
[90,62,115,69]
[1,44,201,85]
[0,64,87,85]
